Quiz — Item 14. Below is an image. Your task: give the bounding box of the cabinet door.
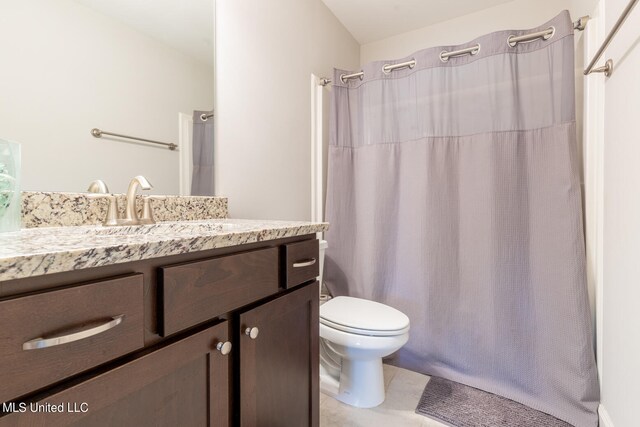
[0,322,231,427]
[238,282,319,427]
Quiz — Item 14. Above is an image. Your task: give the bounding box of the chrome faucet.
[87,176,155,226]
[124,175,153,224]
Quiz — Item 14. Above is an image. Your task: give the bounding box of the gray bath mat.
[415,376,573,427]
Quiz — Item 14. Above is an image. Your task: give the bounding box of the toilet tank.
[319,240,332,304]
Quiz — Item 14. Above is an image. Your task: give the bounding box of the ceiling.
[76,0,214,67]
[321,0,515,44]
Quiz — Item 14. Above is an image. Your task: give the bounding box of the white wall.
[215,0,359,220]
[582,0,606,392]
[600,0,640,424]
[0,0,213,195]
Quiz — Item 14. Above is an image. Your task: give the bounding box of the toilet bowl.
[317,241,410,408]
[319,297,410,408]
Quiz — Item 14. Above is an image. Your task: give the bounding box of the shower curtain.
[191,110,214,195]
[324,11,599,427]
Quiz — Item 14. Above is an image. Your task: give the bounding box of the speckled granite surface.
[0,219,328,281]
[21,192,228,228]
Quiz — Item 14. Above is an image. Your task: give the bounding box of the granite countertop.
[0,219,329,281]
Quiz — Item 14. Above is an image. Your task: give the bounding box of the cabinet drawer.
[0,322,230,427]
[283,240,319,289]
[0,275,144,403]
[159,247,279,336]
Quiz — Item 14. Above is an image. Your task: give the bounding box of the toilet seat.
[320,296,410,337]
[320,317,409,336]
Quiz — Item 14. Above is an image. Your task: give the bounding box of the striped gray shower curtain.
[191,110,214,196]
[324,11,599,426]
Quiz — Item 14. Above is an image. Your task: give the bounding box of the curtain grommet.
[544,26,556,41]
[508,26,555,47]
[340,73,364,84]
[440,45,479,62]
[382,59,416,74]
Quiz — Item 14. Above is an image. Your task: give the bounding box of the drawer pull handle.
[293,258,316,268]
[216,341,232,355]
[244,327,260,340]
[22,315,125,351]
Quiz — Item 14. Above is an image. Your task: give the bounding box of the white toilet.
[318,241,410,408]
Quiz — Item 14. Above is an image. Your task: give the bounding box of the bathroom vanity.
[0,194,327,427]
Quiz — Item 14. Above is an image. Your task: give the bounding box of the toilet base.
[320,357,386,408]
[320,363,340,397]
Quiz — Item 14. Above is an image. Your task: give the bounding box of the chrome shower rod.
[320,15,589,86]
[584,0,638,77]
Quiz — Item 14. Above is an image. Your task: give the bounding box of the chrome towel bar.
[91,128,178,151]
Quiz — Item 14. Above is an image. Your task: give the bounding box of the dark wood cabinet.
[159,247,279,336]
[0,274,144,403]
[283,240,320,289]
[0,235,319,427]
[0,322,231,427]
[238,282,319,427]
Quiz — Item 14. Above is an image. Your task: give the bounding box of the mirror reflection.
[0,0,215,195]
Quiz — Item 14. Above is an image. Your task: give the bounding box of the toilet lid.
[320,296,410,336]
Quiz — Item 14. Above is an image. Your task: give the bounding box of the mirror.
[0,0,215,195]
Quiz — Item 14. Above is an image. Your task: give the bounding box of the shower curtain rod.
[319,15,589,86]
[583,0,638,77]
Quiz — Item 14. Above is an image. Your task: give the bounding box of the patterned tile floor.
[320,364,447,427]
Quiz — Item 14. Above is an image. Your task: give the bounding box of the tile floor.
[320,364,447,427]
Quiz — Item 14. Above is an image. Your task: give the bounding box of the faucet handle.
[140,197,155,224]
[140,196,166,225]
[87,193,119,226]
[87,180,109,194]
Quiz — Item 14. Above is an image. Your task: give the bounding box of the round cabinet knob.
[216,341,232,355]
[244,327,259,340]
